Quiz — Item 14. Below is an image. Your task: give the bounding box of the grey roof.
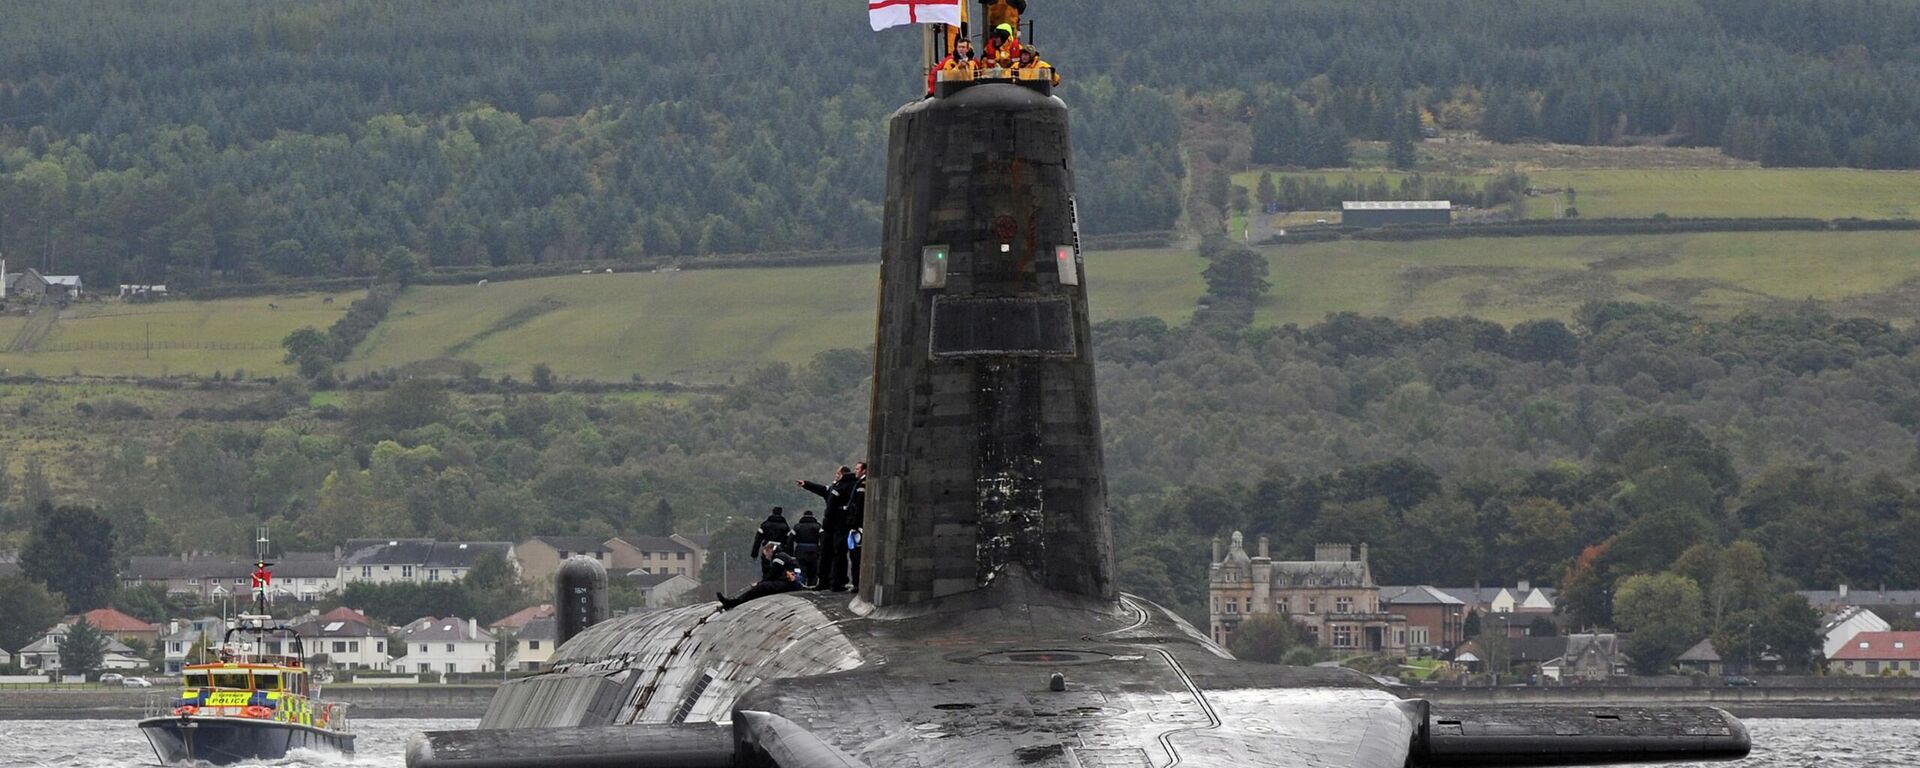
[621,536,697,553]
[343,539,437,566]
[126,553,338,580]
[1678,638,1721,663]
[427,541,511,567]
[529,536,611,554]
[289,617,382,639]
[627,571,695,588]
[1380,585,1465,606]
[515,616,558,642]
[342,539,510,568]
[1798,589,1920,607]
[20,625,137,655]
[1270,561,1369,589]
[402,616,494,643]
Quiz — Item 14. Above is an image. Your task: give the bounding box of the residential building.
[159,618,224,674]
[509,616,557,672]
[514,536,614,589]
[1828,631,1920,676]
[339,539,515,586]
[1379,585,1467,652]
[1820,606,1890,660]
[65,608,160,647]
[399,617,497,675]
[1451,636,1570,676]
[16,624,147,672]
[123,552,341,602]
[1676,639,1724,676]
[5,268,82,299]
[0,647,11,667]
[1208,534,1405,654]
[607,535,708,578]
[289,607,391,671]
[1541,634,1630,682]
[491,604,555,634]
[1799,586,1920,625]
[625,571,701,608]
[1341,200,1450,228]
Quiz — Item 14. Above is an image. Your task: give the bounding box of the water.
[0,718,1913,766]
[0,718,473,767]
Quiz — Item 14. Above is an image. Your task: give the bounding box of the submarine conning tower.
[861,81,1113,608]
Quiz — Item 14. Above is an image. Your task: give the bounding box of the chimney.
[1358,542,1369,565]
[1212,537,1224,564]
[1256,536,1270,560]
[1314,543,1351,563]
[1840,584,1850,599]
[468,618,478,639]
[1518,579,1531,593]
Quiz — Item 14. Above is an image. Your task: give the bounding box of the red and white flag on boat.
[868,0,962,31]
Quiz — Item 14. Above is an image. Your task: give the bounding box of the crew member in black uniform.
[750,506,793,556]
[846,462,867,590]
[717,541,803,610]
[790,509,825,588]
[797,466,859,591]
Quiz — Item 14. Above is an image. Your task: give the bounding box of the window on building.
[1844,661,1855,671]
[1226,600,1239,614]
[643,552,653,560]
[429,570,440,582]
[234,578,246,585]
[1276,600,1288,615]
[677,553,687,560]
[349,641,359,652]
[447,663,456,674]
[1866,661,1880,674]
[333,641,348,653]
[1333,626,1353,648]
[529,640,540,650]
[402,566,414,578]
[377,641,385,653]
[419,644,429,654]
[1308,598,1318,614]
[1396,630,1406,646]
[559,551,570,559]
[383,566,391,571]
[362,567,372,578]
[446,643,455,653]
[188,578,199,585]
[677,568,687,575]
[1410,628,1430,646]
[1336,597,1353,614]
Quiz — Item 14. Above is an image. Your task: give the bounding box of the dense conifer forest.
[2,0,1917,289]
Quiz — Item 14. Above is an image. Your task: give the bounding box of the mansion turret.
[1208,533,1406,654]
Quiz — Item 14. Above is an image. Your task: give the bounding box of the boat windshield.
[212,672,250,690]
[184,673,210,689]
[253,672,283,691]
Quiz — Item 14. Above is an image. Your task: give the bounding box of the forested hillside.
[5,301,1919,632]
[3,0,1917,290]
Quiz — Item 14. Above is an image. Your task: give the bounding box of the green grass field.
[1259,230,1920,326]
[0,293,356,378]
[1232,167,1920,222]
[350,250,1206,382]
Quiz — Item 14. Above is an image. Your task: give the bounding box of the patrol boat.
[137,539,354,764]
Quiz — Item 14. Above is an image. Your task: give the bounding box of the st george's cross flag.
[868,0,962,31]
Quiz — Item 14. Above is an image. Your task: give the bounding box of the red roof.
[1831,631,1920,661]
[490,604,554,630]
[67,608,157,633]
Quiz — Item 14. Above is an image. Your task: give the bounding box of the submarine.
[409,7,1752,766]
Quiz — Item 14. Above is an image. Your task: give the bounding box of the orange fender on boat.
[242,705,273,719]
[172,705,199,717]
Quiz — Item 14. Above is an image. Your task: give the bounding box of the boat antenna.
[253,526,275,615]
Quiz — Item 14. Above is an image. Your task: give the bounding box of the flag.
[868,0,962,31]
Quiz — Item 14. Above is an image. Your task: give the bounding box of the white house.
[625,571,702,608]
[399,617,497,675]
[17,625,148,673]
[1821,606,1891,660]
[290,607,391,671]
[159,617,225,674]
[124,552,342,603]
[508,616,557,672]
[340,540,514,586]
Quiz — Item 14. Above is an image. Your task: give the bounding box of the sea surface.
[0,717,1915,766]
